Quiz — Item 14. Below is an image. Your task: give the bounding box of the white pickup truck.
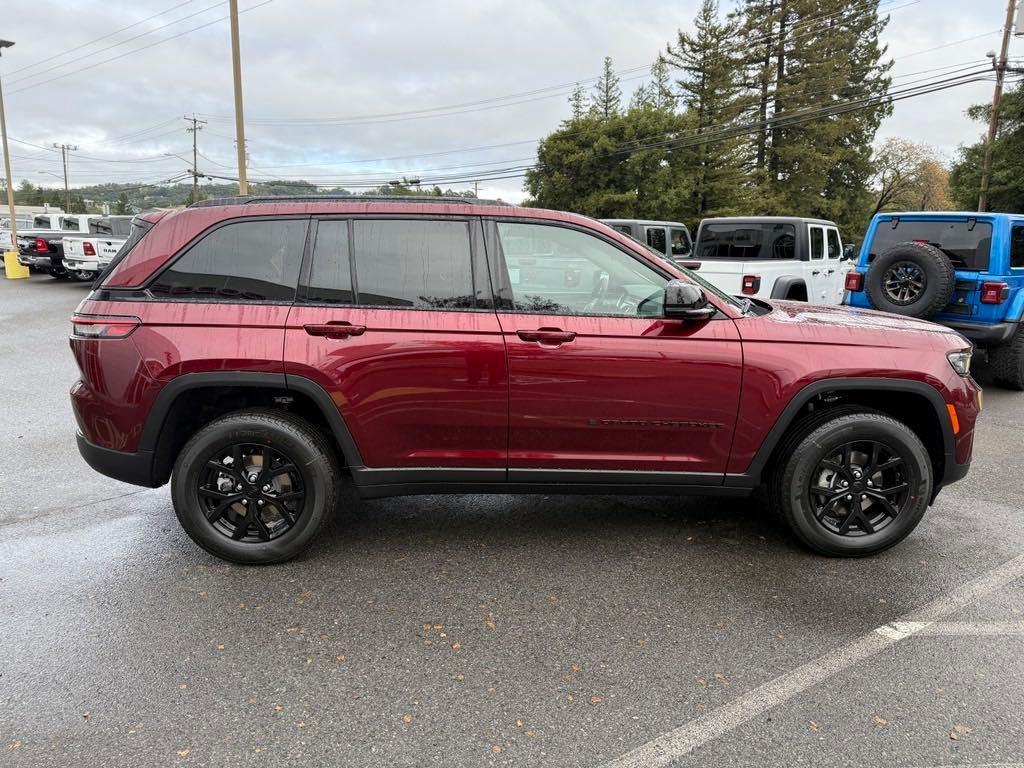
[61,216,133,281]
[691,216,854,304]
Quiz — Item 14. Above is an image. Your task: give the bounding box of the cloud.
[0,0,1015,203]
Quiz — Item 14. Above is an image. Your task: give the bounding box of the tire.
[990,324,1024,390]
[48,267,70,280]
[864,241,954,318]
[770,410,933,557]
[70,270,95,282]
[171,409,340,564]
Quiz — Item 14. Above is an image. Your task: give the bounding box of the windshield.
[869,219,992,271]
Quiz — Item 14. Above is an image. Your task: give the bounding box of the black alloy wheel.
[198,442,306,543]
[881,261,927,306]
[171,409,339,564]
[807,440,910,537]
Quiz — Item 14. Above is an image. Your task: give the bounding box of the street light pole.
[0,40,19,254]
[228,0,249,195]
[978,0,1020,211]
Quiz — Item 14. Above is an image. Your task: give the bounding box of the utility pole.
[0,40,19,261]
[978,0,1020,211]
[52,142,78,212]
[184,114,207,204]
[228,0,249,195]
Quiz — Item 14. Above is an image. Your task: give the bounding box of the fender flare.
[725,377,955,488]
[770,276,808,300]
[140,371,365,479]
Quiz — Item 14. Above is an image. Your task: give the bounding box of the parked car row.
[9,213,132,281]
[604,212,1024,389]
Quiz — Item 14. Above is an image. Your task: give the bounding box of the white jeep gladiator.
[691,216,853,304]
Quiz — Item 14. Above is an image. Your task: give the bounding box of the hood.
[747,299,967,349]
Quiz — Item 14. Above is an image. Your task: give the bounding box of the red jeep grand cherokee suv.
[70,197,981,564]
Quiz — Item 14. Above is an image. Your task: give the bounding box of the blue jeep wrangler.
[845,212,1024,389]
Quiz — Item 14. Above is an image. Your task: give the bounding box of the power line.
[6,0,275,96]
[5,1,197,78]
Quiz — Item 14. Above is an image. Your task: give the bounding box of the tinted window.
[353,219,475,309]
[810,227,824,259]
[869,219,992,270]
[1011,225,1024,269]
[646,227,667,254]
[33,215,52,229]
[609,224,633,235]
[306,220,353,304]
[827,228,841,259]
[61,217,82,232]
[670,227,691,256]
[151,218,306,302]
[696,223,796,260]
[497,222,666,317]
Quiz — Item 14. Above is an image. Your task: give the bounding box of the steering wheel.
[584,271,610,313]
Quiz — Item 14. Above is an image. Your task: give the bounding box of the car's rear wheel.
[171,409,339,564]
[70,269,94,282]
[771,411,932,556]
[989,325,1024,390]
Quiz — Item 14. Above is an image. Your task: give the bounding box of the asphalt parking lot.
[1,273,1022,768]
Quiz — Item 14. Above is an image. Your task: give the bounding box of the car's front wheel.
[771,411,933,556]
[171,409,340,564]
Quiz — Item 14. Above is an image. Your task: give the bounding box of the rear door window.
[697,223,796,260]
[809,226,825,260]
[352,219,477,309]
[645,226,667,255]
[1011,225,1024,269]
[869,219,993,271]
[306,220,353,304]
[670,227,691,257]
[151,218,307,302]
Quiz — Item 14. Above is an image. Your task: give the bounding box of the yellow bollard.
[4,250,29,279]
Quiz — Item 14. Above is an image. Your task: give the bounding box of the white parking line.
[601,553,1024,768]
[917,621,1024,636]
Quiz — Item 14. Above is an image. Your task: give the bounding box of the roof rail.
[188,195,514,208]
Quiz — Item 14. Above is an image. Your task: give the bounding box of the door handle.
[517,328,576,344]
[304,321,366,339]
[812,270,821,276]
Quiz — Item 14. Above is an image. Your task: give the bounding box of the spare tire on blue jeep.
[864,241,955,318]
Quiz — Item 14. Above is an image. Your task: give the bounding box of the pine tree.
[591,56,622,119]
[568,83,588,121]
[664,0,749,219]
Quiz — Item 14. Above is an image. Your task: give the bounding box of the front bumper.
[76,432,158,488]
[945,320,1019,347]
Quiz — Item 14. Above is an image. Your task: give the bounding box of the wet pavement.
[2,273,1022,767]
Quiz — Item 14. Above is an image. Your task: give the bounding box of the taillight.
[82,241,96,257]
[71,314,141,339]
[845,272,864,292]
[742,275,761,295]
[980,281,1009,304]
[35,237,49,253]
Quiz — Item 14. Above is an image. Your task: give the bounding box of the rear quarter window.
[696,223,796,260]
[150,218,307,302]
[1011,225,1024,269]
[869,219,993,271]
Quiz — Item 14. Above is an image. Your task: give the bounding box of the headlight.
[947,349,972,377]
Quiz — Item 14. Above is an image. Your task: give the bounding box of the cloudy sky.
[1,0,1020,202]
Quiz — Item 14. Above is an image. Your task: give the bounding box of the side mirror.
[664,279,716,321]
[842,244,857,261]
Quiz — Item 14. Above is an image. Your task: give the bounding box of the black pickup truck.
[17,215,100,279]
